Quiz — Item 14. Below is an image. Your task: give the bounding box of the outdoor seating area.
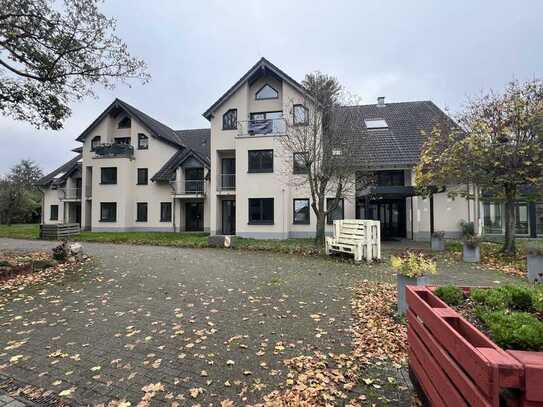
[325,219,381,262]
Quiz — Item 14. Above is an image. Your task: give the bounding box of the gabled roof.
[151,148,210,183]
[338,101,455,169]
[174,128,210,158]
[37,154,82,186]
[76,98,186,148]
[203,57,308,120]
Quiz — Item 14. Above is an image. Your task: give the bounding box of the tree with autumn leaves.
[416,80,543,255]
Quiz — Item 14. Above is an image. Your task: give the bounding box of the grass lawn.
[0,223,39,239]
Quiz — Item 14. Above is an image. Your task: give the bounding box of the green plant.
[435,285,464,306]
[52,241,69,262]
[460,221,475,238]
[471,287,513,310]
[476,309,543,351]
[507,285,534,312]
[391,251,437,278]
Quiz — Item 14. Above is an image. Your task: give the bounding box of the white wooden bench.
[325,219,381,262]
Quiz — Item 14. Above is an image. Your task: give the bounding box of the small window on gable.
[138,133,149,149]
[91,136,101,151]
[255,84,278,100]
[364,119,388,129]
[118,116,131,129]
[293,104,308,125]
[222,109,237,130]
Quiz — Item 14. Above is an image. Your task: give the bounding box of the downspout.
[429,195,435,235]
[172,198,176,232]
[411,196,414,240]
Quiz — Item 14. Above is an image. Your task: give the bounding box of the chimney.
[377,96,385,107]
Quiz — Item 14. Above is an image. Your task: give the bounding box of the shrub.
[507,285,534,312]
[435,285,464,306]
[391,251,437,278]
[460,220,475,238]
[476,309,543,351]
[52,241,69,262]
[470,287,512,310]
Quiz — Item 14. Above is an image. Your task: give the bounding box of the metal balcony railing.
[93,142,134,158]
[238,118,286,137]
[59,187,82,200]
[217,174,236,192]
[170,180,206,195]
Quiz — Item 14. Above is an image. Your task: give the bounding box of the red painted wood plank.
[477,348,523,389]
[407,311,491,407]
[509,351,543,403]
[408,328,468,406]
[409,350,447,407]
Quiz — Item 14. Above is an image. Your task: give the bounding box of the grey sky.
[1,0,542,175]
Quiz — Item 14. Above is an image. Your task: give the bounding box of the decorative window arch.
[118,116,131,129]
[138,133,149,149]
[255,84,278,100]
[222,109,237,130]
[91,135,101,151]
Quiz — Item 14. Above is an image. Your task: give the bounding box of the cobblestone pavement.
[0,239,521,406]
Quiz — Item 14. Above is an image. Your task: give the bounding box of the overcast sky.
[1,0,542,175]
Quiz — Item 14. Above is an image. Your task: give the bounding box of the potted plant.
[526,242,543,283]
[460,221,480,263]
[391,251,437,315]
[431,231,445,251]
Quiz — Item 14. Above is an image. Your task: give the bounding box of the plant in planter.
[391,251,437,315]
[526,242,543,283]
[460,221,481,263]
[431,231,445,251]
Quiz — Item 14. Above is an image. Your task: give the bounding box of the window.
[537,203,543,236]
[249,198,274,224]
[50,205,59,221]
[160,202,172,222]
[293,104,308,125]
[138,133,149,149]
[136,202,148,222]
[222,109,237,130]
[293,152,308,174]
[118,117,131,129]
[327,198,344,224]
[248,150,273,173]
[376,171,404,186]
[364,119,388,129]
[91,136,101,151]
[137,168,148,185]
[293,199,310,224]
[255,84,278,100]
[100,167,117,184]
[114,137,131,145]
[515,203,529,235]
[100,202,117,222]
[248,111,284,135]
[483,202,503,234]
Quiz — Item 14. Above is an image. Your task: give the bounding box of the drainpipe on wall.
[281,188,286,239]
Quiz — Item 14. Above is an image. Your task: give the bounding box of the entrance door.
[74,203,81,225]
[222,200,236,235]
[365,199,406,239]
[185,202,204,231]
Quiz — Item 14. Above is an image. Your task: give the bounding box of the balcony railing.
[170,180,206,196]
[93,142,134,158]
[238,118,286,137]
[217,174,236,192]
[58,187,82,200]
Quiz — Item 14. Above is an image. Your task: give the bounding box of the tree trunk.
[315,213,326,247]
[502,187,516,255]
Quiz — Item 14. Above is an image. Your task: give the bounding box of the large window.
[376,171,404,186]
[136,202,148,222]
[222,109,237,130]
[114,137,131,145]
[137,168,148,185]
[293,104,308,125]
[160,202,172,222]
[100,167,117,184]
[249,198,274,225]
[255,84,278,100]
[50,205,59,221]
[515,203,529,235]
[91,136,101,151]
[118,117,131,129]
[293,199,310,224]
[293,152,307,174]
[248,150,273,173]
[100,202,117,222]
[326,198,344,224]
[483,202,503,234]
[138,133,149,150]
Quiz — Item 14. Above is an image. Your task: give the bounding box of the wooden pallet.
[39,223,80,240]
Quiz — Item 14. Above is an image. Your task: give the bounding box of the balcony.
[216,174,235,194]
[238,118,286,137]
[93,142,134,159]
[170,180,206,198]
[58,187,82,201]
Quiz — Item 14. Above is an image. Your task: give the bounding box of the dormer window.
[364,119,388,129]
[255,84,278,100]
[138,133,149,149]
[118,116,131,129]
[91,135,101,151]
[222,109,237,130]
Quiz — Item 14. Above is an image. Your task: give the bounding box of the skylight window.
[364,119,388,129]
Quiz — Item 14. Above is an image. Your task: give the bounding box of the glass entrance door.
[363,199,406,239]
[222,200,236,235]
[185,202,204,231]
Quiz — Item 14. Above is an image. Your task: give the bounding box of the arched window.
[91,135,101,151]
[138,133,149,149]
[222,109,237,130]
[255,84,278,100]
[118,116,131,129]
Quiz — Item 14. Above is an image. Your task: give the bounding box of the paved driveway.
[0,239,520,406]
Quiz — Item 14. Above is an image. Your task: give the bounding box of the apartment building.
[38,58,543,240]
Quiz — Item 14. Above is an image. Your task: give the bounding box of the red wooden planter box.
[406,285,543,407]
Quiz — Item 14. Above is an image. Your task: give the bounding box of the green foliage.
[391,251,437,278]
[471,287,513,310]
[435,285,464,306]
[476,309,543,351]
[52,241,69,262]
[460,221,475,238]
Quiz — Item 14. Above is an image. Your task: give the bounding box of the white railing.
[238,118,286,137]
[58,187,82,200]
[216,174,235,192]
[170,180,206,195]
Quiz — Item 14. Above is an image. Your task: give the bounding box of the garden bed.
[406,284,543,406]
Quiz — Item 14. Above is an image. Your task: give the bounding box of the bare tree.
[279,72,363,245]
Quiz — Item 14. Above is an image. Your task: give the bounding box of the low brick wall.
[406,285,543,406]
